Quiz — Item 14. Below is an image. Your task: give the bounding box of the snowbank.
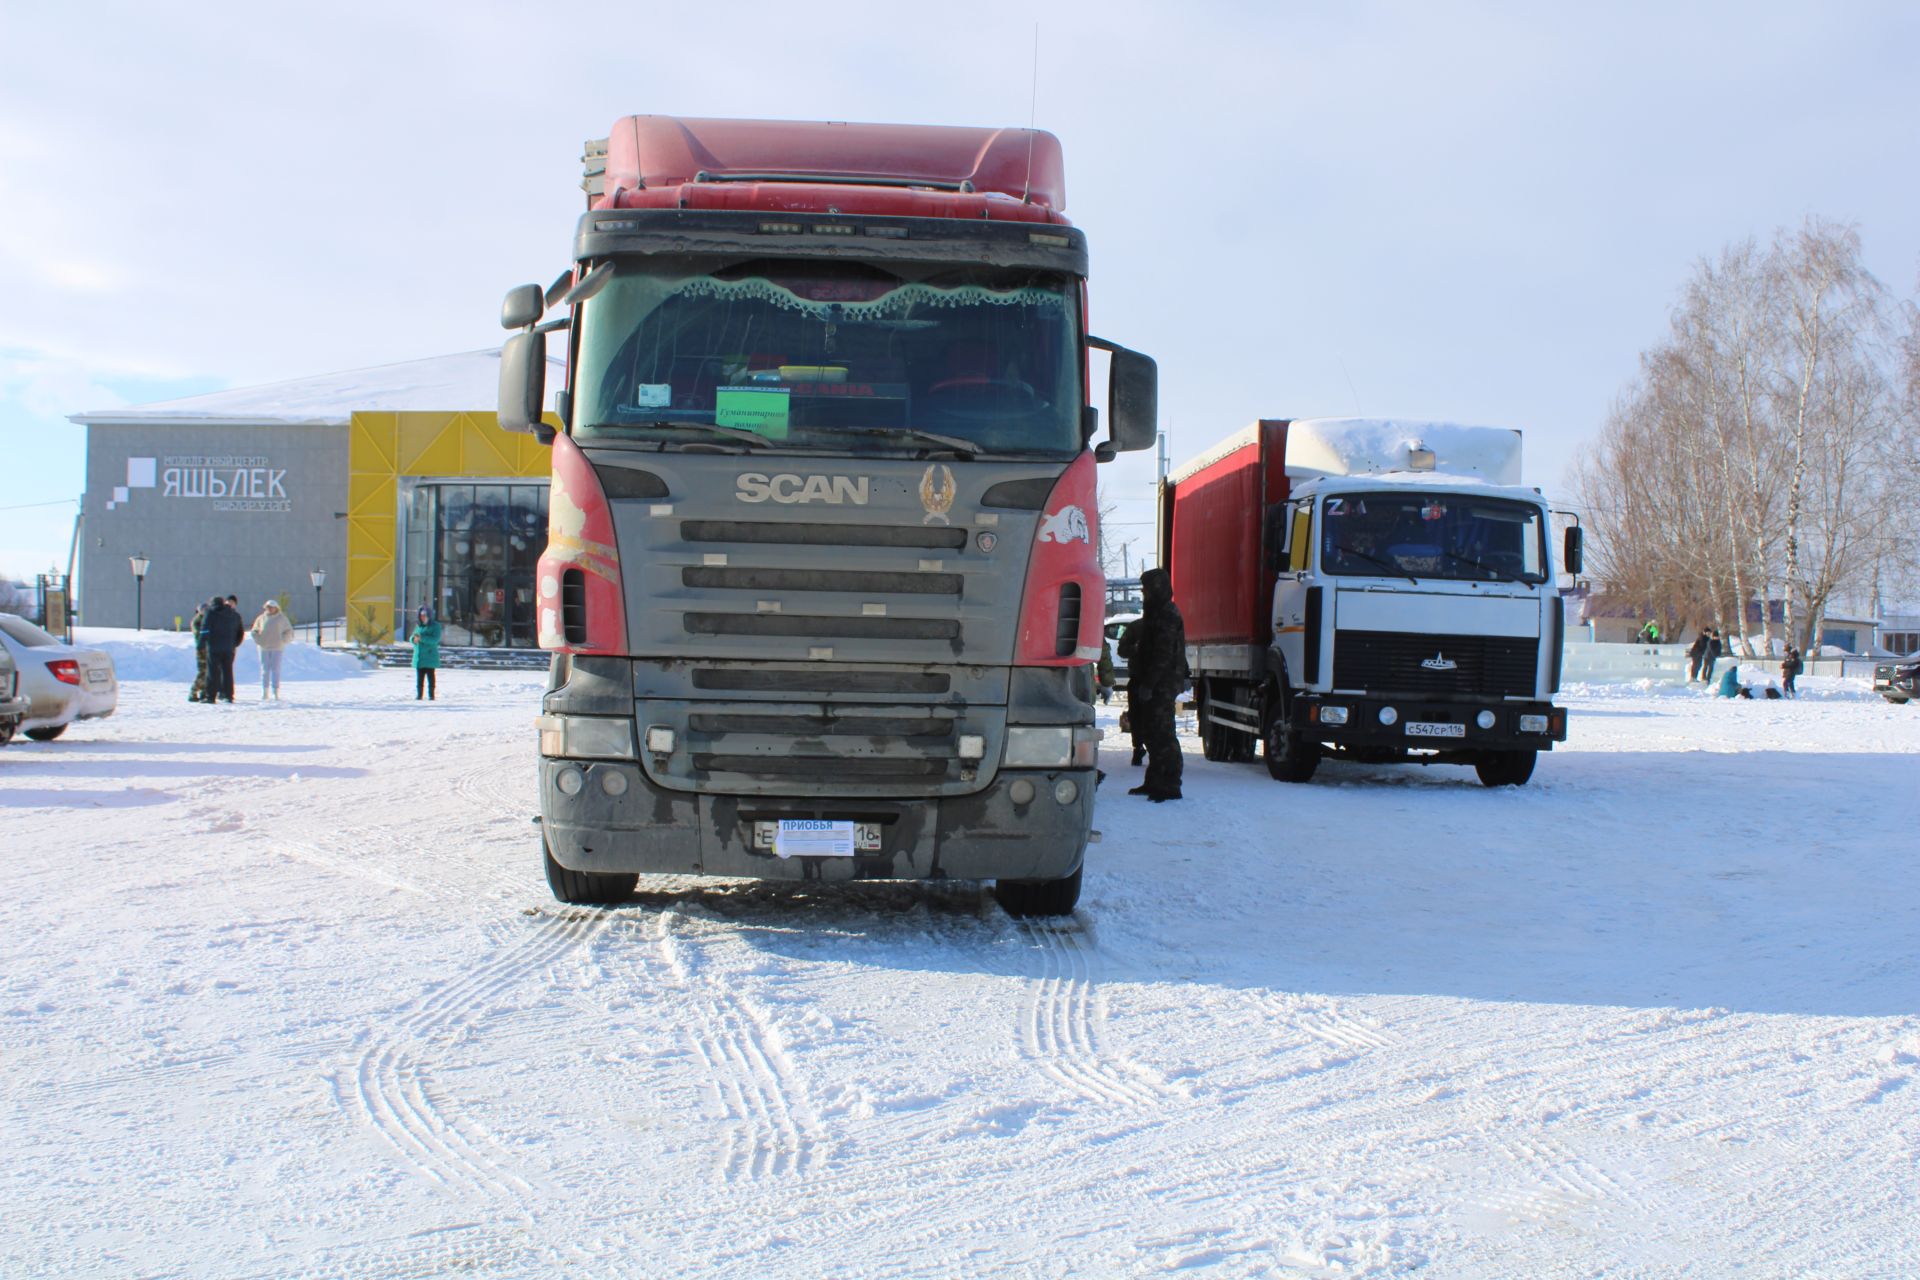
[1560,672,1878,702]
[74,626,371,683]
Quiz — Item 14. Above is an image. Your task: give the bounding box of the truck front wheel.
[542,836,638,905]
[1474,750,1537,787]
[996,864,1082,918]
[1262,692,1320,783]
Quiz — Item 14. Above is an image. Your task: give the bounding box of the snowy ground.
[2,662,1916,1278]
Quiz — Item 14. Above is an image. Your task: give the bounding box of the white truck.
[1162,418,1575,786]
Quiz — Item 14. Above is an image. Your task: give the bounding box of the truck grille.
[1332,630,1538,697]
[643,698,999,796]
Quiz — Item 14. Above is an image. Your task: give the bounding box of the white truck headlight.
[1319,705,1350,726]
[957,733,987,760]
[1518,714,1549,734]
[1004,726,1072,768]
[1476,710,1497,730]
[537,714,637,760]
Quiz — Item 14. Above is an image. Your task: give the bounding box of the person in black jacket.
[1686,629,1710,681]
[1700,628,1723,685]
[201,594,245,704]
[1116,567,1187,802]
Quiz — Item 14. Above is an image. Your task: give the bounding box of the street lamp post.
[130,554,150,632]
[310,569,327,645]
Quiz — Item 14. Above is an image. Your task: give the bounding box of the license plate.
[776,820,853,858]
[1405,721,1465,738]
[86,670,110,685]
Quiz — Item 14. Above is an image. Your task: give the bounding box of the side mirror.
[499,331,548,437]
[501,283,544,330]
[1563,526,1583,576]
[1089,337,1157,454]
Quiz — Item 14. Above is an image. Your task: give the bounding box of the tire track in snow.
[340,907,610,1199]
[1259,990,1396,1053]
[1015,916,1172,1108]
[644,909,826,1182]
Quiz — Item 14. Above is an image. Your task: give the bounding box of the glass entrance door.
[401,481,549,648]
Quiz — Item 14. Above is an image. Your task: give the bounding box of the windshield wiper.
[1330,543,1419,584]
[1441,548,1525,584]
[830,426,982,457]
[609,421,771,450]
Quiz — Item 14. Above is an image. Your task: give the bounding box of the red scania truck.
[1164,418,1574,786]
[497,116,1157,914]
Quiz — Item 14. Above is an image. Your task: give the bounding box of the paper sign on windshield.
[715,387,792,438]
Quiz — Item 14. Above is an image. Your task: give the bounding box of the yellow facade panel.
[345,410,554,641]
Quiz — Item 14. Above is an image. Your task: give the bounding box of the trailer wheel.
[1262,690,1319,783]
[1198,681,1233,762]
[1473,750,1537,787]
[542,836,638,905]
[995,864,1082,918]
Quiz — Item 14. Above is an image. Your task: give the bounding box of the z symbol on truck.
[1421,652,1458,671]
[1036,505,1090,545]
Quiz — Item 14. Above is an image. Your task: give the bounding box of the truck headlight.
[1378,706,1398,726]
[1001,726,1099,769]
[1518,714,1549,734]
[1004,726,1071,767]
[1318,705,1349,726]
[1476,710,1497,730]
[537,714,637,760]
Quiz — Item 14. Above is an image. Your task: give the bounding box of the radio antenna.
[1021,23,1039,203]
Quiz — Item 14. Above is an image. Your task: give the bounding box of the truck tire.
[24,725,66,742]
[1262,690,1319,783]
[996,864,1082,918]
[542,836,638,905]
[1474,750,1537,787]
[0,720,15,746]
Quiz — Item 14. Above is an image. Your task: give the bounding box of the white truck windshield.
[1320,492,1547,583]
[573,257,1082,456]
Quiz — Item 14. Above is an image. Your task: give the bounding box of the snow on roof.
[1284,419,1523,486]
[68,348,566,428]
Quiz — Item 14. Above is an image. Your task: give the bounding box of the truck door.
[1272,499,1313,682]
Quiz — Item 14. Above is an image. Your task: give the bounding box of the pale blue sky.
[4,0,1917,577]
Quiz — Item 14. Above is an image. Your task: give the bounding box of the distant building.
[69,349,560,645]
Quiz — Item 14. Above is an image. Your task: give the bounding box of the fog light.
[1378,706,1398,726]
[958,733,986,761]
[1476,710,1496,730]
[1053,778,1078,806]
[1009,779,1037,805]
[645,725,675,754]
[556,767,584,796]
[601,770,629,796]
[1519,714,1548,734]
[1320,705,1350,726]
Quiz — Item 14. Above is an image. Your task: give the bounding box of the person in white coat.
[249,599,295,699]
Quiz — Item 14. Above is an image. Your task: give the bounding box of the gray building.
[71,348,559,638]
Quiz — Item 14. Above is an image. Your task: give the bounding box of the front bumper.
[540,757,1093,882]
[1299,695,1567,752]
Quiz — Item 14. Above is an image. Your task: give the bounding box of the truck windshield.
[1320,492,1547,584]
[572,257,1082,456]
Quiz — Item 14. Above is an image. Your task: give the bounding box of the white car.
[0,615,118,741]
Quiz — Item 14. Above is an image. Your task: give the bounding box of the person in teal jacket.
[408,605,442,700]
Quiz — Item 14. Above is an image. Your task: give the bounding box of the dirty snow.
[1,666,1915,1277]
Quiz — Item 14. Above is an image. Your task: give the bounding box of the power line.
[0,498,77,512]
